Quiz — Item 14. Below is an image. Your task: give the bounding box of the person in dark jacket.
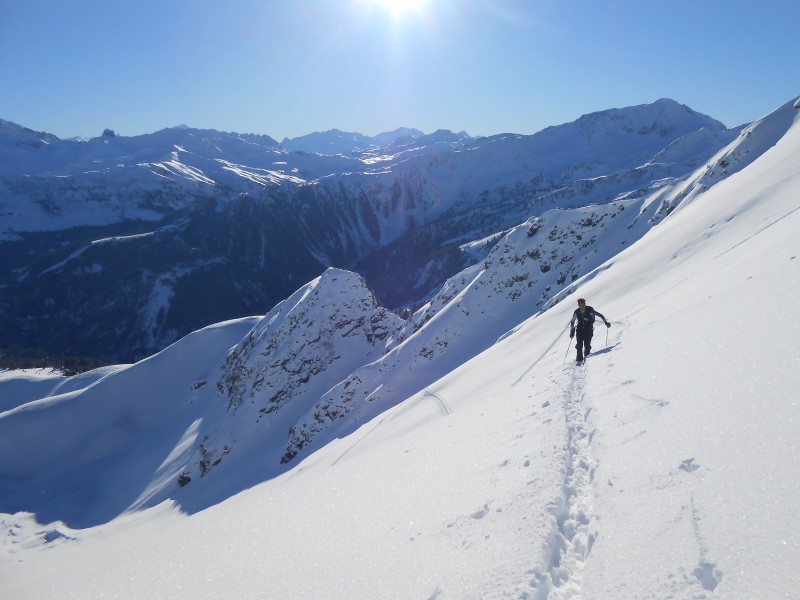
[570,298,610,363]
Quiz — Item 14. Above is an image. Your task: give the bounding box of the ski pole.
[563,334,571,363]
[605,325,609,347]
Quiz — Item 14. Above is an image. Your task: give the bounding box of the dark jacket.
[570,306,608,334]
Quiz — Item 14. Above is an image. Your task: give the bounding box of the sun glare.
[374,0,427,16]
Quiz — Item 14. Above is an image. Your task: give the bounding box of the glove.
[569,327,575,339]
[605,322,611,328]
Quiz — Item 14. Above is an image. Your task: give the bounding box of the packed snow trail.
[532,360,597,599]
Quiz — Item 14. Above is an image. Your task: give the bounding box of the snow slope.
[0,97,798,599]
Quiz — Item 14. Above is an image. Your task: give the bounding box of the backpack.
[575,306,595,329]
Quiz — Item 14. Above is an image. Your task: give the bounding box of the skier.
[570,298,610,363]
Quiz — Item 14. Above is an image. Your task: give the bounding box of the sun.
[373,0,428,16]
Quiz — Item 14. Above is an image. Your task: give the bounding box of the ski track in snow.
[533,360,597,599]
[329,388,452,467]
[328,403,405,467]
[424,388,451,416]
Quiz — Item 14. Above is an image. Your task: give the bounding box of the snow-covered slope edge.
[170,269,404,513]
[0,317,261,527]
[646,95,800,221]
[0,269,403,524]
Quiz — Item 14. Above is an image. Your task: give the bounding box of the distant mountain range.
[281,127,427,154]
[0,99,740,362]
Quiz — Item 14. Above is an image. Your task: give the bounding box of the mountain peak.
[574,98,725,134]
[0,118,62,145]
[219,267,402,415]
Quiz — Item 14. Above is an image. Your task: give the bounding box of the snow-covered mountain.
[0,96,800,600]
[0,269,404,525]
[1,95,798,599]
[281,127,428,154]
[0,100,739,363]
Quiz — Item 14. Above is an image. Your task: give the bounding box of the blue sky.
[1,0,797,140]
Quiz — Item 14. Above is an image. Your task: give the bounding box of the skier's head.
[577,298,586,306]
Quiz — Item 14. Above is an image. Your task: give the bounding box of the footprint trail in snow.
[532,361,597,599]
